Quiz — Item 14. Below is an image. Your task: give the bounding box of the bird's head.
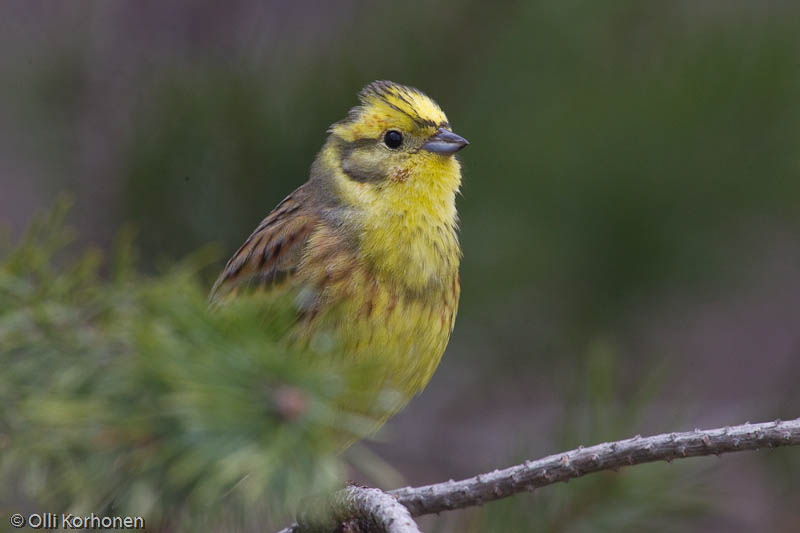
[315,81,467,214]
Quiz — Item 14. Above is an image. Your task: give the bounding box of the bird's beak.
[421,128,469,154]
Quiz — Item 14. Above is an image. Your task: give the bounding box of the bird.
[210,80,468,441]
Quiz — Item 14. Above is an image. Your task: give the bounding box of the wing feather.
[210,185,318,301]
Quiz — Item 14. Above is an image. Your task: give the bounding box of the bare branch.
[276,418,800,532]
[279,485,421,533]
[390,417,800,516]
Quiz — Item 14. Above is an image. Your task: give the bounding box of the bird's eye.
[383,130,403,149]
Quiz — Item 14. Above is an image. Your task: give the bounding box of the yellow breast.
[290,199,460,431]
[298,221,459,389]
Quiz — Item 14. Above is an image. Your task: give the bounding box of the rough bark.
[280,486,422,533]
[278,418,800,532]
[391,418,800,516]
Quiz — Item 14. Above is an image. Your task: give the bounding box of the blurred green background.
[2,0,800,531]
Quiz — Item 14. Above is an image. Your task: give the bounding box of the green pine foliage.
[0,199,373,529]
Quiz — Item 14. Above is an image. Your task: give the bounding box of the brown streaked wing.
[209,184,318,301]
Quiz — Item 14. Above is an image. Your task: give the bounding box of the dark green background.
[2,1,799,530]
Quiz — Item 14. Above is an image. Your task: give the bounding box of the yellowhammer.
[210,80,467,439]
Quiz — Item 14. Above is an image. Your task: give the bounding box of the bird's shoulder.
[209,183,323,301]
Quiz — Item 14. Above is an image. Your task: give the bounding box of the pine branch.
[278,418,800,532]
[280,486,421,533]
[391,418,800,516]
